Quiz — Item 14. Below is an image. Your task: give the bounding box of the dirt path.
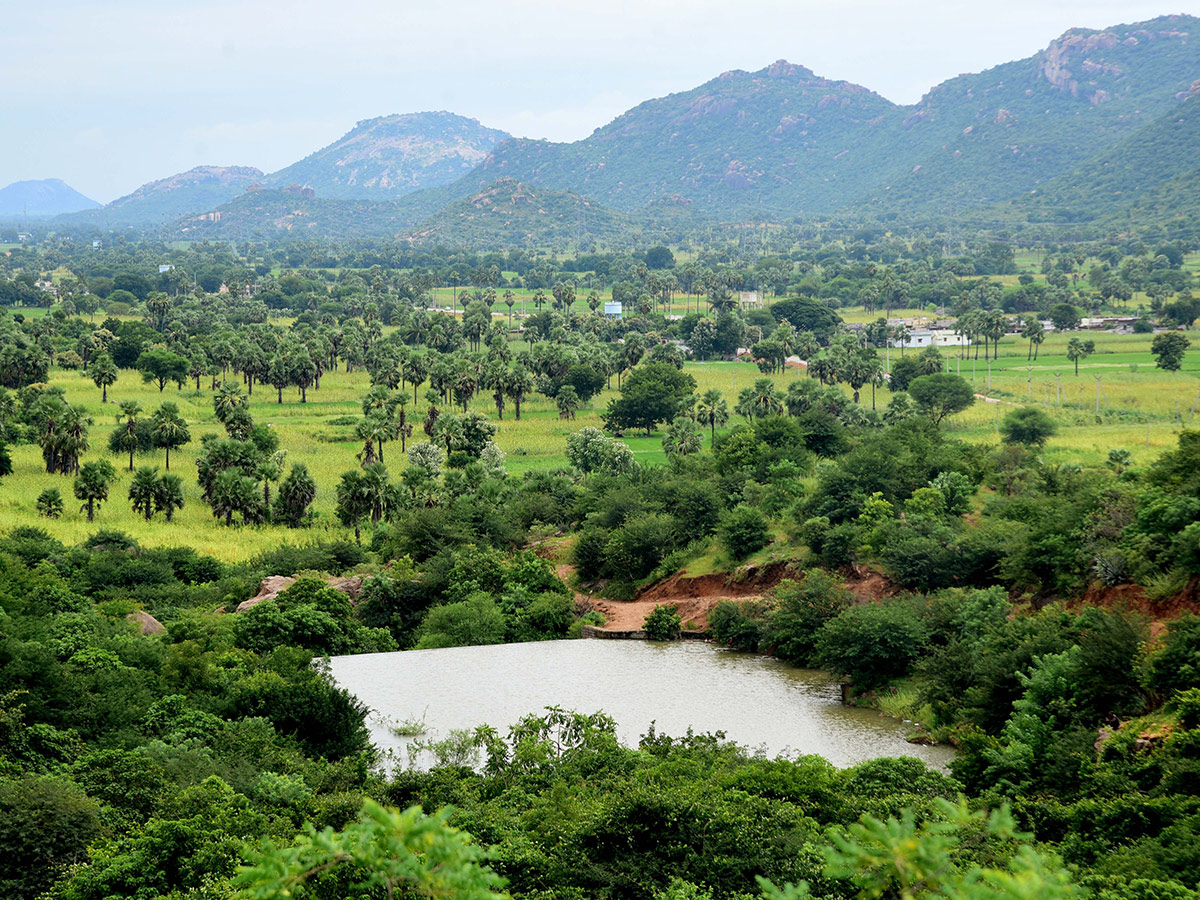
[555,563,740,631]
[590,595,747,631]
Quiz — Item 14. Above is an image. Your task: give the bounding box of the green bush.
[765,573,854,666]
[718,504,770,560]
[815,602,928,692]
[709,599,764,652]
[1148,616,1200,698]
[643,605,682,641]
[417,594,507,649]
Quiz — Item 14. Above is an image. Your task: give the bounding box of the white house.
[890,329,969,349]
[604,301,623,319]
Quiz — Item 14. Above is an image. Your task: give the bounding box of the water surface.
[328,640,954,769]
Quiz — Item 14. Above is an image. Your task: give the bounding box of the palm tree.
[335,470,371,545]
[213,381,248,424]
[91,353,117,403]
[505,367,534,421]
[663,416,703,457]
[274,463,316,527]
[150,402,189,470]
[1022,316,1045,360]
[357,412,394,464]
[839,349,878,404]
[74,460,115,522]
[117,400,142,471]
[155,474,185,522]
[749,379,784,418]
[808,356,838,386]
[59,404,91,474]
[503,290,516,326]
[393,393,411,452]
[556,386,581,420]
[209,469,259,526]
[128,467,161,521]
[403,354,428,404]
[696,389,729,442]
[892,324,911,356]
[360,462,396,529]
[255,453,284,515]
[361,385,392,418]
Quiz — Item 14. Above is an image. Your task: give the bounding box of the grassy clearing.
[2,322,1196,560]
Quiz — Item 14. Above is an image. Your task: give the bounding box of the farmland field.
[3,311,1196,562]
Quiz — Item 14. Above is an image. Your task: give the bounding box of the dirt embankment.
[576,561,910,633]
[575,562,793,632]
[842,565,900,603]
[637,561,793,603]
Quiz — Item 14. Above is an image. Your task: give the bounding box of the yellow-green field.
[2,322,1196,561]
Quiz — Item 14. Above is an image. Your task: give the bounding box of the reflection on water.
[327,639,955,769]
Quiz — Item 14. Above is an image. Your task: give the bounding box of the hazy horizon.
[2,0,1183,203]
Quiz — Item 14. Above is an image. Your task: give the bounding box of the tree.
[1050,303,1081,332]
[213,380,248,423]
[90,353,117,402]
[1000,406,1058,448]
[36,487,63,518]
[663,416,703,457]
[357,412,395,464]
[696,388,729,443]
[209,468,261,526]
[603,363,696,435]
[0,774,101,900]
[888,356,921,393]
[116,400,142,471]
[555,385,581,420]
[907,373,975,426]
[234,800,505,900]
[1065,337,1095,375]
[155,473,184,521]
[136,348,188,392]
[1152,331,1191,371]
[504,366,534,421]
[336,469,373,545]
[274,463,317,527]
[814,602,927,692]
[34,399,90,475]
[735,379,784,421]
[643,605,683,641]
[149,402,189,470]
[565,427,635,476]
[256,454,284,514]
[719,504,771,560]
[765,573,853,666]
[74,459,116,521]
[267,350,293,403]
[128,466,161,521]
[1022,317,1045,360]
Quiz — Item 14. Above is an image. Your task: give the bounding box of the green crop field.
[1,312,1195,561]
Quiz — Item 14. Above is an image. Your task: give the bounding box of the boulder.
[235,574,368,613]
[127,610,166,636]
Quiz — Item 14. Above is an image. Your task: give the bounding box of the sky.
[0,0,1185,202]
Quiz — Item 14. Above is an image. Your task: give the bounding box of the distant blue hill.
[0,179,100,218]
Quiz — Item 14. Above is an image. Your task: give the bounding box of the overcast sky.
[1,0,1183,202]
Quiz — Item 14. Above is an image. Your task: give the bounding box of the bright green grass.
[1,328,1195,560]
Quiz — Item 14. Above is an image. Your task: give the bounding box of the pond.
[327,639,955,769]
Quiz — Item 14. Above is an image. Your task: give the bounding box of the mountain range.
[18,13,1200,244]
